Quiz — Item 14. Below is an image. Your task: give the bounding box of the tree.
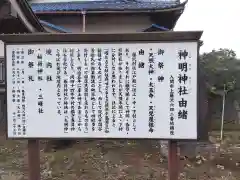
[200,48,239,95]
[200,48,240,134]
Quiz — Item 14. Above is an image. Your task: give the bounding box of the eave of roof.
[30,0,187,13]
[0,31,203,44]
[142,24,169,32]
[8,0,46,32]
[40,20,71,33]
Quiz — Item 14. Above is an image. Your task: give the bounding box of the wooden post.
[28,140,40,180]
[168,140,178,180]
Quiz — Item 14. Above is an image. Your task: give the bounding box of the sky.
[175,0,240,57]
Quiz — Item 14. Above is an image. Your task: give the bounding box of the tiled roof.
[142,24,169,32]
[40,20,71,33]
[30,0,186,12]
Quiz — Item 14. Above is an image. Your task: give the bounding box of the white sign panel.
[6,42,198,139]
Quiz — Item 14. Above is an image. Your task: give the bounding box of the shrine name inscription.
[6,42,198,139]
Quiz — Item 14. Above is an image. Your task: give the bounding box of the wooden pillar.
[28,140,40,180]
[168,140,178,180]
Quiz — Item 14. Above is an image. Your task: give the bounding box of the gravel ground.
[0,132,239,180]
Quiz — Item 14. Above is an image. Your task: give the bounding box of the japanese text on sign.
[6,42,198,139]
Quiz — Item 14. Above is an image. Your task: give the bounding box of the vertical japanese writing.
[157,49,165,83]
[16,67,20,91]
[76,49,83,131]
[56,49,61,115]
[16,66,21,85]
[37,88,44,114]
[27,49,34,82]
[16,103,21,135]
[13,112,16,136]
[131,52,137,131]
[104,49,110,133]
[11,50,16,86]
[16,85,21,135]
[45,48,53,82]
[84,48,89,133]
[37,49,43,81]
[63,48,69,133]
[6,42,198,139]
[22,85,26,136]
[125,48,130,134]
[169,76,175,135]
[111,48,117,128]
[70,48,75,131]
[118,48,123,132]
[178,50,189,120]
[148,48,155,133]
[16,49,24,136]
[97,48,103,132]
[20,49,26,136]
[90,48,96,132]
[11,50,17,135]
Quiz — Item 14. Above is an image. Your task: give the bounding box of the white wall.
[43,14,151,33]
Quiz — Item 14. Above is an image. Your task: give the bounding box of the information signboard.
[4,32,200,139]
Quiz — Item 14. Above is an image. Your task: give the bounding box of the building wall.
[41,14,152,33]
